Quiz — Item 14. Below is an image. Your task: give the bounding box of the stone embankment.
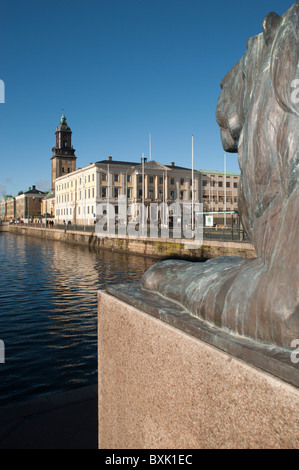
[7,225,256,260]
[0,222,10,232]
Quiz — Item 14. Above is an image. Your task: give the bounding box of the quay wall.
[0,223,10,232]
[7,225,256,260]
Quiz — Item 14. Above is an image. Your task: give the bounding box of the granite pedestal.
[98,284,299,449]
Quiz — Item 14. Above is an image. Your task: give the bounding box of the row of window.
[56,187,199,202]
[56,206,237,218]
[201,174,238,179]
[57,174,197,191]
[202,180,238,188]
[57,172,239,192]
[203,196,238,204]
[57,173,95,191]
[57,188,96,203]
[56,177,238,202]
[96,187,193,200]
[56,206,95,217]
[209,207,233,212]
[105,174,195,186]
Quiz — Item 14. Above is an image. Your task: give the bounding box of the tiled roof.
[43,190,55,200]
[24,189,47,195]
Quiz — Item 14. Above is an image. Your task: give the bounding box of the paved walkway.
[0,385,98,449]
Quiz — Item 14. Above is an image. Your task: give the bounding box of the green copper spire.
[60,109,67,124]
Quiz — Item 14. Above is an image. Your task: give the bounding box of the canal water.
[0,232,156,407]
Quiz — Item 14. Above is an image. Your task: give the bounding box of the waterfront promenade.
[7,224,256,260]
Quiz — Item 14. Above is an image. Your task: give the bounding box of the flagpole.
[192,135,194,232]
[107,163,110,233]
[224,153,226,226]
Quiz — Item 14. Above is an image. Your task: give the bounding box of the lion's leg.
[141,256,248,325]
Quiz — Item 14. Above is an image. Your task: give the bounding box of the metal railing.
[16,221,249,242]
[55,224,96,233]
[203,227,248,242]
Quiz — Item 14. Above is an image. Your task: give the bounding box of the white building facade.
[54,156,201,226]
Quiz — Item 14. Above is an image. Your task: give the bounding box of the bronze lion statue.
[142,2,299,349]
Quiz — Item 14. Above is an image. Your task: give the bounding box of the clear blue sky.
[0,0,293,196]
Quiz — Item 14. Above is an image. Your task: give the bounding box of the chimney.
[170,162,175,167]
[141,156,147,163]
[32,185,36,190]
[107,156,113,161]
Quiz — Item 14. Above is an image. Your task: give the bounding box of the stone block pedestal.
[98,284,299,449]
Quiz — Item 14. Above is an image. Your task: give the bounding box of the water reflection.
[0,233,156,407]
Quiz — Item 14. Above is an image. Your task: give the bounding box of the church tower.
[51,111,77,190]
